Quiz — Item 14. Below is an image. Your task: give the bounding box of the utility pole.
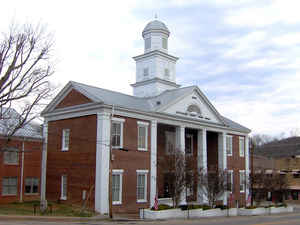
[250,138,254,207]
[108,106,114,219]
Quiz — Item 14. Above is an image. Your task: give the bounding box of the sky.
[1,0,300,137]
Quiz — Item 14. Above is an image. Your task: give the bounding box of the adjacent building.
[0,108,43,203]
[41,19,251,214]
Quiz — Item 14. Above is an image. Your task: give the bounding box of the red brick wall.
[227,134,246,207]
[46,115,97,208]
[55,89,92,109]
[111,116,151,214]
[0,137,42,203]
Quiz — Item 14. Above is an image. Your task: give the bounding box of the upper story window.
[164,68,170,78]
[239,137,245,157]
[145,38,151,50]
[112,118,125,149]
[165,131,175,154]
[4,148,18,164]
[62,129,70,151]
[137,121,149,151]
[226,135,233,156]
[143,68,149,77]
[185,134,193,155]
[162,38,168,49]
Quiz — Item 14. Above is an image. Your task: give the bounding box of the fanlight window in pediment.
[187,104,201,116]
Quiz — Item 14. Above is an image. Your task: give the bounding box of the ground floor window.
[291,190,299,200]
[112,169,123,205]
[2,177,17,195]
[25,177,39,194]
[61,175,67,200]
[137,170,148,202]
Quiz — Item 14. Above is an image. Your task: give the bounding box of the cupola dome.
[142,20,170,37]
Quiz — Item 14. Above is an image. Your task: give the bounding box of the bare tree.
[198,167,228,208]
[0,22,54,139]
[158,148,186,208]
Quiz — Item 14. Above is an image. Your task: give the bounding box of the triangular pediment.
[41,81,101,115]
[156,87,225,125]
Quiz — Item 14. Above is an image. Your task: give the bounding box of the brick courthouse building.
[41,19,251,214]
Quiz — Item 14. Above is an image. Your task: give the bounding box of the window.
[25,177,39,194]
[145,38,151,49]
[4,148,18,164]
[187,104,201,115]
[164,68,170,78]
[165,131,175,154]
[162,37,168,49]
[62,129,70,151]
[112,169,123,205]
[2,177,17,195]
[226,135,233,156]
[111,118,125,149]
[185,134,193,155]
[138,121,149,151]
[137,170,148,202]
[227,170,233,193]
[61,175,67,200]
[143,68,149,77]
[239,170,245,193]
[239,137,245,157]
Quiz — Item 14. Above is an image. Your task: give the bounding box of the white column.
[150,120,157,207]
[176,125,186,205]
[197,128,207,203]
[95,112,111,214]
[40,120,48,207]
[245,135,250,205]
[218,132,227,205]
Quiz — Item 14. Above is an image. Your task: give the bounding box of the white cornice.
[133,50,179,62]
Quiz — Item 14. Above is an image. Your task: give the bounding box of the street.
[1,213,300,225]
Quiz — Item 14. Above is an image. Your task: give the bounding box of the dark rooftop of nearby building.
[254,136,300,158]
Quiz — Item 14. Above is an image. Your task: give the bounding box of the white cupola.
[131,19,180,98]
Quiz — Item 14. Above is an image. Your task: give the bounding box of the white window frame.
[2,177,17,196]
[137,121,149,151]
[228,170,233,193]
[3,148,19,165]
[185,134,193,155]
[226,135,233,156]
[239,137,245,157]
[239,170,245,193]
[62,129,70,151]
[162,37,168,49]
[112,169,124,205]
[111,117,125,149]
[136,170,148,203]
[145,38,151,50]
[61,175,67,200]
[165,131,175,155]
[143,68,149,77]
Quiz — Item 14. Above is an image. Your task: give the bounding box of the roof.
[0,108,42,139]
[142,20,170,37]
[254,136,300,158]
[65,81,250,133]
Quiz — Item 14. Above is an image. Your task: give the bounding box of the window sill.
[138,148,148,152]
[240,191,245,193]
[61,149,69,152]
[4,163,19,166]
[60,197,67,200]
[227,154,232,157]
[2,194,17,196]
[25,193,39,196]
[112,201,122,205]
[112,146,122,149]
[137,200,147,203]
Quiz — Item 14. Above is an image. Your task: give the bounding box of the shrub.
[215,204,229,210]
[151,204,173,211]
[202,205,212,210]
[276,203,287,208]
[246,206,257,209]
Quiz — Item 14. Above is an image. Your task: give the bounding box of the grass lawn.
[0,201,96,217]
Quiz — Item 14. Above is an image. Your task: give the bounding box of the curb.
[0,215,109,222]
